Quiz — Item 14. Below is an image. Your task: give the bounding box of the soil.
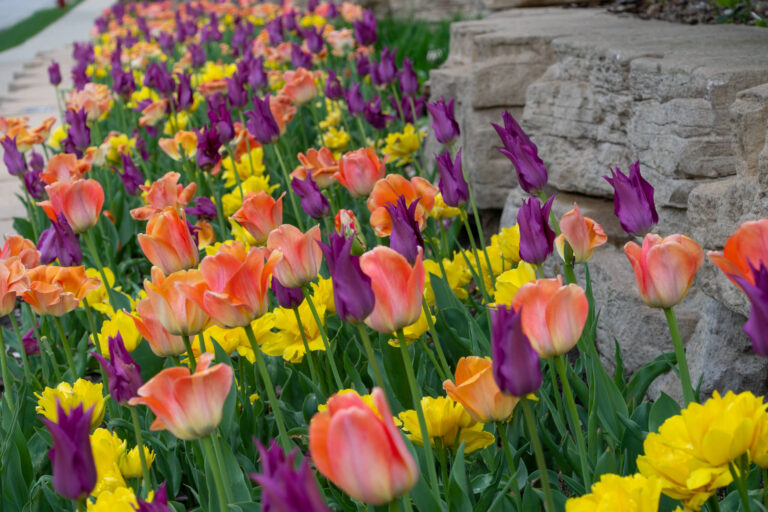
[569,0,768,25]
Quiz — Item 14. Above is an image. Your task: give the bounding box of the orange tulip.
[625,233,704,309]
[512,277,589,357]
[1,235,40,268]
[177,242,279,328]
[130,171,197,221]
[132,297,186,357]
[138,99,168,127]
[41,153,92,185]
[267,224,323,288]
[129,352,233,440]
[142,267,211,336]
[197,79,229,97]
[291,147,338,189]
[138,207,200,274]
[367,174,437,237]
[708,218,768,288]
[270,94,297,135]
[335,147,386,198]
[2,117,56,151]
[554,203,607,263]
[0,258,29,316]
[39,179,104,234]
[231,122,262,162]
[158,131,197,161]
[309,387,418,505]
[67,83,112,121]
[22,265,101,316]
[280,68,318,106]
[231,191,283,245]
[443,356,520,423]
[359,246,425,333]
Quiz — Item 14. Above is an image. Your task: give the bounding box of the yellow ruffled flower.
[102,133,135,166]
[429,193,462,219]
[199,61,237,82]
[319,99,343,130]
[381,124,422,166]
[236,315,277,364]
[97,310,142,354]
[87,486,137,512]
[90,428,127,496]
[321,126,350,153]
[398,396,495,454]
[128,86,159,109]
[197,324,248,357]
[118,445,156,479]
[230,220,258,247]
[163,110,189,135]
[222,175,279,216]
[48,125,68,150]
[222,146,266,188]
[84,267,115,316]
[423,258,471,306]
[493,262,537,306]
[300,14,326,27]
[461,244,504,294]
[260,302,325,363]
[36,379,107,429]
[566,473,662,512]
[311,277,335,315]
[490,225,522,266]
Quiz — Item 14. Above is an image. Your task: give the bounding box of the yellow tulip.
[36,379,107,429]
[566,473,662,512]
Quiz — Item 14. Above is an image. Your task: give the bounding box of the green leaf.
[648,392,681,433]
[624,353,676,409]
[593,447,618,481]
[448,443,473,512]
[589,352,629,444]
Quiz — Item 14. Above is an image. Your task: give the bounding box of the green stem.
[460,212,491,302]
[0,324,15,411]
[421,298,451,379]
[244,323,292,450]
[129,406,152,496]
[199,435,230,512]
[76,498,86,512]
[83,228,118,312]
[53,316,77,378]
[355,322,385,391]
[663,307,695,405]
[227,147,245,200]
[554,355,591,489]
[395,329,441,503]
[497,422,523,510]
[181,334,197,370]
[202,170,228,240]
[707,495,722,512]
[8,313,40,389]
[355,116,368,145]
[546,358,564,424]
[763,467,768,509]
[211,433,234,503]
[303,289,343,390]
[520,398,555,512]
[272,143,304,230]
[292,308,322,391]
[729,460,751,512]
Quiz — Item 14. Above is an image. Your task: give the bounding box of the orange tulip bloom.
[267,224,323,288]
[132,297,187,357]
[3,117,57,151]
[138,207,200,274]
[367,174,437,237]
[67,83,112,121]
[41,153,93,185]
[291,147,338,189]
[708,218,768,288]
[197,79,229,97]
[270,94,297,136]
[512,277,589,357]
[359,246,425,333]
[280,68,318,106]
[1,235,40,268]
[335,147,386,198]
[231,122,262,162]
[158,131,197,161]
[22,265,101,316]
[554,203,607,263]
[178,242,279,328]
[138,99,168,127]
[0,258,29,316]
[231,191,283,245]
[443,356,520,423]
[309,387,418,505]
[130,171,197,221]
[39,179,105,234]
[143,267,211,336]
[625,233,704,309]
[129,352,233,440]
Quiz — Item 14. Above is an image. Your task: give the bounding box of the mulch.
[569,0,768,25]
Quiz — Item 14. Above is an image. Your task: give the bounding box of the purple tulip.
[112,70,136,99]
[189,43,206,68]
[201,14,221,43]
[491,305,542,396]
[435,148,468,207]
[344,84,366,117]
[733,263,768,357]
[38,213,83,266]
[266,17,284,45]
[186,196,217,220]
[385,196,424,265]
[272,276,304,309]
[355,53,370,77]
[517,196,556,265]
[604,161,659,236]
[175,72,193,110]
[226,73,248,109]
[91,333,143,405]
[318,232,375,323]
[389,95,424,124]
[399,57,418,96]
[118,154,143,195]
[137,16,150,40]
[41,402,97,501]
[29,151,44,172]
[324,71,343,100]
[1,137,27,177]
[207,94,235,144]
[250,440,330,512]
[492,111,547,194]
[283,10,298,32]
[354,9,377,46]
[24,168,45,200]
[245,94,280,145]
[231,22,253,56]
[195,125,223,172]
[291,175,329,219]
[243,55,267,91]
[371,47,397,86]
[22,327,40,356]
[73,42,94,65]
[304,26,325,54]
[427,97,460,145]
[144,61,175,96]
[291,43,313,70]
[48,60,62,86]
[63,108,90,158]
[136,481,171,511]
[325,1,339,18]
[308,0,319,11]
[71,62,89,91]
[363,97,394,130]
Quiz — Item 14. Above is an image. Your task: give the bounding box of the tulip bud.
[91,333,143,404]
[491,305,542,396]
[517,196,555,265]
[604,161,658,236]
[554,203,607,263]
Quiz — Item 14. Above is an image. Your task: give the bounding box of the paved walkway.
[0,0,111,239]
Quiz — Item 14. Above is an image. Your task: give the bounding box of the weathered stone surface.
[368,0,585,21]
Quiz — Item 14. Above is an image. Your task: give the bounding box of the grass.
[375,17,456,81]
[0,0,83,53]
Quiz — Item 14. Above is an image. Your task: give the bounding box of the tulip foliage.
[2,2,768,512]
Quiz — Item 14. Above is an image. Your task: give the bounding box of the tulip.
[492,111,548,194]
[272,275,304,309]
[177,242,279,328]
[293,147,338,189]
[138,207,200,274]
[363,97,394,130]
[291,175,330,219]
[195,124,222,172]
[335,147,386,198]
[0,258,29,316]
[708,218,768,288]
[604,161,658,236]
[385,196,424,264]
[37,213,83,266]
[22,265,101,316]
[231,191,283,245]
[318,231,375,323]
[129,352,233,440]
[290,43,313,70]
[41,402,97,501]
[246,94,281,144]
[511,277,589,357]
[371,47,397,86]
[491,305,542,396]
[435,148,468,207]
[309,388,418,505]
[130,171,197,221]
[142,267,210,337]
[267,224,323,289]
[354,9,378,45]
[367,174,437,237]
[186,196,217,220]
[1,234,41,268]
[733,263,768,357]
[400,57,419,96]
[443,356,521,423]
[426,97,460,145]
[39,179,104,234]
[555,203,607,263]
[48,60,62,86]
[132,298,186,357]
[266,16,284,44]
[343,83,366,117]
[158,131,197,161]
[516,196,556,265]
[25,168,45,200]
[355,53,370,77]
[41,153,91,185]
[91,333,143,404]
[624,233,704,309]
[359,246,424,333]
[325,70,343,100]
[1,136,27,177]
[135,482,170,512]
[119,153,143,196]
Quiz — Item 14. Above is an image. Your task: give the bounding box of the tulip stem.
[554,355,591,489]
[202,170,229,240]
[244,323,292,450]
[355,323,385,391]
[129,406,153,496]
[7,313,40,390]
[53,316,77,378]
[497,422,523,510]
[211,433,234,503]
[708,495,722,512]
[460,212,491,302]
[292,308,322,391]
[663,307,695,406]
[227,147,246,200]
[395,328,441,504]
[81,300,113,416]
[199,434,230,512]
[0,324,15,411]
[83,228,118,312]
[421,298,451,380]
[181,334,197,371]
[729,457,752,512]
[520,398,555,512]
[272,143,304,231]
[303,289,343,391]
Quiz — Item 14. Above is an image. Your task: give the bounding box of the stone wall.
[362,0,583,22]
[429,8,768,401]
